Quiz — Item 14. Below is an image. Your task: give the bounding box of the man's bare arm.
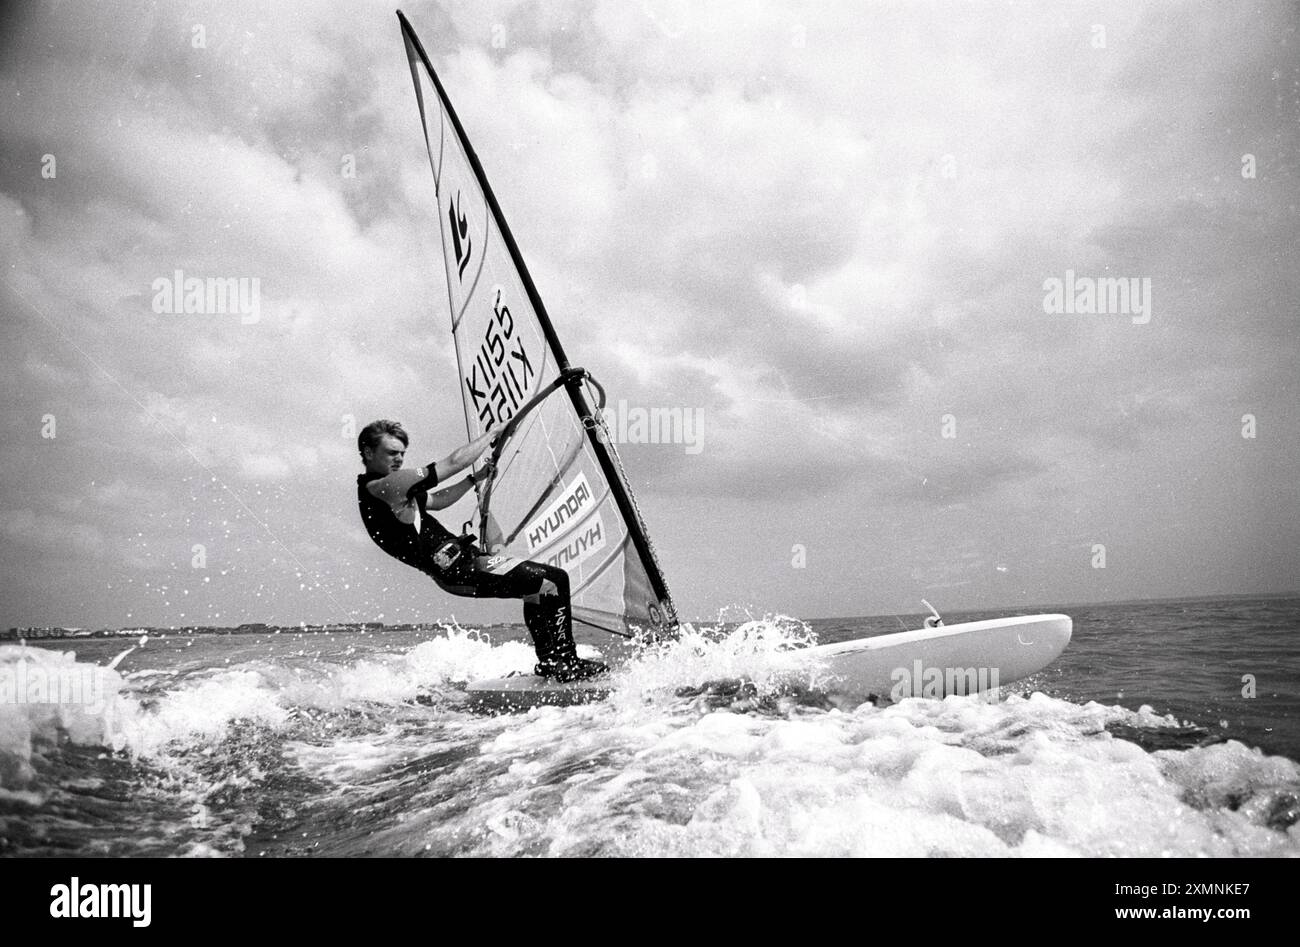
[424,470,486,511]
[431,430,496,483]
[481,513,506,553]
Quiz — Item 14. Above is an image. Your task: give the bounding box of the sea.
[2,596,1297,857]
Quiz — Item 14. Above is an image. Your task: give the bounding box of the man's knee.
[539,563,569,596]
[518,561,567,602]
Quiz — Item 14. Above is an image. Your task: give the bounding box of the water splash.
[3,622,1298,858]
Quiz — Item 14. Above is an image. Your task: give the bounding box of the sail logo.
[465,288,535,428]
[449,191,473,279]
[525,473,594,553]
[546,514,606,571]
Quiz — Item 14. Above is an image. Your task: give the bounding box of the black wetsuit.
[356,469,577,665]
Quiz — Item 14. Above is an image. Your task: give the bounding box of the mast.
[396,11,677,622]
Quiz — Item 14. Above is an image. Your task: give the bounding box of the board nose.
[1021,614,1072,659]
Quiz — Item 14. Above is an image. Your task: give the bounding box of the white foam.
[7,622,1299,857]
[373,626,1300,856]
[0,645,132,788]
[114,668,290,757]
[602,616,824,707]
[289,619,1298,857]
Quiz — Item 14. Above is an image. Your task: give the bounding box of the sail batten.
[398,11,677,637]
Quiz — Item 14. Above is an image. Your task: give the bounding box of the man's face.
[363,434,407,476]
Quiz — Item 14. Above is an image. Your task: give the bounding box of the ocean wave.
[3,621,1298,857]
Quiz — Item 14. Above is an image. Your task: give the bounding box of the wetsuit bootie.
[534,654,609,682]
[524,586,607,681]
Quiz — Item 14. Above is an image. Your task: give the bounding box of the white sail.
[399,12,676,638]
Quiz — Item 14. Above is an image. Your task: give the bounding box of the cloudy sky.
[1,0,1296,629]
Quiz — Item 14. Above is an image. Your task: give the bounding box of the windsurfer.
[355,418,608,682]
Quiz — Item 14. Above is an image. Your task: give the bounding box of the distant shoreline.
[0,622,518,642]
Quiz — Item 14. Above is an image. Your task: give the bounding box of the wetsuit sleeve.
[408,463,439,496]
[366,467,435,513]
